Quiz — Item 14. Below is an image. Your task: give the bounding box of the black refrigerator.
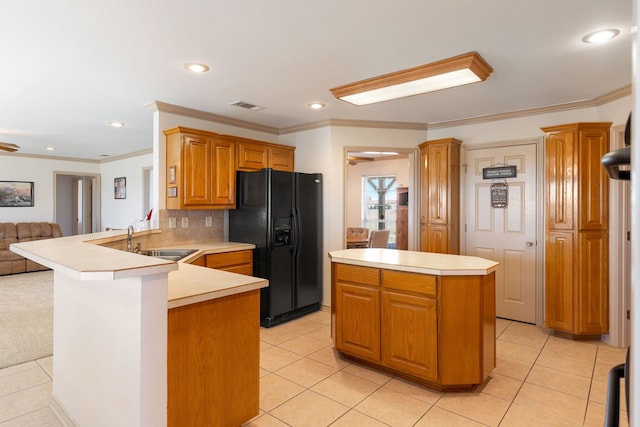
[229,168,323,327]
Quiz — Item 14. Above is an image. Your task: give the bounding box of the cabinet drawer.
[335,263,380,287]
[206,250,253,269]
[382,270,436,297]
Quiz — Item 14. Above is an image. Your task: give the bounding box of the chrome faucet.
[127,225,134,252]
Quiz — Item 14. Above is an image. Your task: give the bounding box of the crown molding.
[428,85,631,129]
[0,148,153,163]
[279,118,429,134]
[149,101,280,135]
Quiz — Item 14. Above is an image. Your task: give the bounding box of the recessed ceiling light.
[109,121,125,128]
[308,102,326,110]
[46,147,56,151]
[582,29,620,44]
[184,63,210,73]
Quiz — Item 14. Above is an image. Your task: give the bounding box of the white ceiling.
[0,0,632,161]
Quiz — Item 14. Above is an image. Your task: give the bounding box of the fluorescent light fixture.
[581,29,620,44]
[330,51,493,106]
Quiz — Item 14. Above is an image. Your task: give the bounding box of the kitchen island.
[11,231,266,427]
[329,249,499,391]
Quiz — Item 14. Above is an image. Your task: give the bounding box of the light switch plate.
[168,217,177,229]
[181,217,189,228]
[205,216,212,227]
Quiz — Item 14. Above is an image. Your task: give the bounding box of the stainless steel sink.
[140,248,197,261]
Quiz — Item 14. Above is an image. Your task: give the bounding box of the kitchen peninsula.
[10,230,267,427]
[329,249,499,391]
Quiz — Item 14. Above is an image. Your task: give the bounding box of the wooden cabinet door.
[270,147,294,172]
[427,143,449,226]
[427,224,449,254]
[545,231,574,331]
[237,141,269,171]
[335,282,380,362]
[183,135,212,206]
[577,231,609,333]
[545,130,576,231]
[578,128,609,230]
[206,250,253,275]
[381,290,437,381]
[212,138,236,207]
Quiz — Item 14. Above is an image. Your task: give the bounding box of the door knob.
[526,241,534,247]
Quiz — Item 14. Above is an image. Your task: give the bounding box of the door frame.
[343,146,421,251]
[461,138,545,326]
[53,171,101,235]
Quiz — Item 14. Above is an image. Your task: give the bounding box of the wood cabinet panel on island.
[330,249,498,391]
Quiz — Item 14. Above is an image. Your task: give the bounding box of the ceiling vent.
[230,101,264,111]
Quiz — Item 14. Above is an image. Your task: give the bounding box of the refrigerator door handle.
[292,208,301,257]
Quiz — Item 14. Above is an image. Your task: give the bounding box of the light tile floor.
[0,310,629,426]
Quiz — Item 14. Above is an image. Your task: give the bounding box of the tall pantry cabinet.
[542,122,610,337]
[418,138,461,254]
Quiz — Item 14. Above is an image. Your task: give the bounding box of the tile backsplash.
[158,209,224,245]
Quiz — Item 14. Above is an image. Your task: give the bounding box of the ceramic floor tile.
[498,321,550,349]
[35,357,53,379]
[495,318,512,337]
[355,386,432,427]
[260,327,303,346]
[302,310,331,325]
[592,361,614,383]
[596,345,629,366]
[583,400,629,427]
[0,363,38,381]
[383,377,443,405]
[500,402,582,427]
[329,409,389,426]
[0,406,63,427]
[311,371,380,408]
[543,336,598,362]
[435,391,510,426]
[414,406,487,427]
[260,341,274,352]
[277,335,330,356]
[275,357,338,388]
[341,362,392,386]
[269,390,348,427]
[307,346,351,370]
[496,339,541,364]
[525,364,591,399]
[259,373,305,412]
[243,413,290,427]
[0,383,52,423]
[492,355,533,381]
[260,346,304,372]
[303,325,333,344]
[536,346,595,378]
[475,372,522,402]
[588,379,608,404]
[0,367,50,398]
[512,382,587,425]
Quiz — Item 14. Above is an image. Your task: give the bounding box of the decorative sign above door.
[482,165,517,179]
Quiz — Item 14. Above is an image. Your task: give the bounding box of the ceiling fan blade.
[0,142,19,152]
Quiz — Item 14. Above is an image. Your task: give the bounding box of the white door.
[465,144,537,323]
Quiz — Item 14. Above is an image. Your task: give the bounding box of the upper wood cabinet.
[418,138,461,254]
[164,127,236,210]
[542,122,611,337]
[235,137,295,172]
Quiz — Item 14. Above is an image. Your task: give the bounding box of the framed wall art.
[114,177,126,199]
[0,181,34,207]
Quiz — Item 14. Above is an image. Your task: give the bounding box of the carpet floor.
[0,271,53,369]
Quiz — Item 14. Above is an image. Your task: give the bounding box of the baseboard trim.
[50,395,78,427]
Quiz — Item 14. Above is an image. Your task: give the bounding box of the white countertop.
[329,249,499,276]
[10,230,267,308]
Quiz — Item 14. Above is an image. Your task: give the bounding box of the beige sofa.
[0,222,63,275]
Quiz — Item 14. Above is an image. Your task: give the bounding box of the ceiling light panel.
[330,51,493,106]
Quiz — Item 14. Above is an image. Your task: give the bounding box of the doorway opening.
[344,147,419,250]
[54,172,101,236]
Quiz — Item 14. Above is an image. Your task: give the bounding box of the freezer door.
[294,172,323,308]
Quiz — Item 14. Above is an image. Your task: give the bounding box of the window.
[362,175,397,247]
